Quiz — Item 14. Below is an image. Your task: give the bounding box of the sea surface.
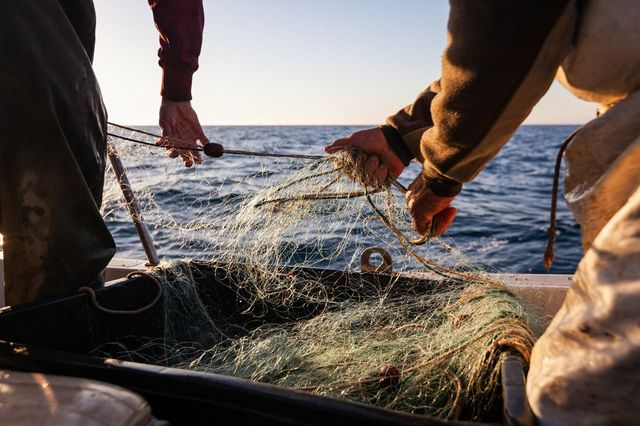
[105,125,582,275]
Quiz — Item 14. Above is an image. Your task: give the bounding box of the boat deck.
[0,252,572,317]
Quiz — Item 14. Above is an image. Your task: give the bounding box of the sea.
[105,125,582,275]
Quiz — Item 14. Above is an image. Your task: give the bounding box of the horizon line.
[118,123,584,127]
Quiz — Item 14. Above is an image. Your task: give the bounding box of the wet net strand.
[98,128,543,422]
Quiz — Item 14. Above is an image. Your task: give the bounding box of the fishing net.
[99,125,543,421]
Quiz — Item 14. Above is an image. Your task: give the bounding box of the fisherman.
[326,0,640,423]
[0,0,207,306]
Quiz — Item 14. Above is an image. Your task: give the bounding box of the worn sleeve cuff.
[380,125,413,166]
[161,67,194,102]
[380,124,429,166]
[422,164,463,197]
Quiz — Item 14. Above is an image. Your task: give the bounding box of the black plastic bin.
[0,261,533,426]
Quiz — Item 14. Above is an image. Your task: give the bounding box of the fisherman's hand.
[324,128,405,182]
[157,99,208,167]
[406,173,458,237]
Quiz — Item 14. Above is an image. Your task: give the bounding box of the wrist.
[421,165,463,197]
[380,125,413,166]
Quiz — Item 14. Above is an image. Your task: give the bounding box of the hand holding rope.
[107,122,323,161]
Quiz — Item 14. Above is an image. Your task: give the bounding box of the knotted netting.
[99,126,543,421]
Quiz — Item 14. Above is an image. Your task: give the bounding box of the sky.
[94,0,597,126]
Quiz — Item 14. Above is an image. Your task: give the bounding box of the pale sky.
[94,0,597,126]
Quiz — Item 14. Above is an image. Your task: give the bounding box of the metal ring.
[360,246,393,273]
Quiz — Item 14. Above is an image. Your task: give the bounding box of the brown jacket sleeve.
[385,0,577,196]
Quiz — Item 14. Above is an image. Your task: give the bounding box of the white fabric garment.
[528,185,640,425]
[526,1,640,421]
[563,91,640,251]
[556,0,640,105]
[527,96,640,424]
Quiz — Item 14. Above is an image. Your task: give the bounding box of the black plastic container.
[0,261,533,425]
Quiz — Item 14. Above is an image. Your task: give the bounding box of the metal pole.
[107,143,160,267]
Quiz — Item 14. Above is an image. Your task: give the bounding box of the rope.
[78,271,163,315]
[543,127,582,270]
[107,122,322,160]
[250,152,399,207]
[364,189,500,287]
[253,189,384,208]
[246,149,491,285]
[105,130,493,285]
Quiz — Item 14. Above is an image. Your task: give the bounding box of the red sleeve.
[148,0,204,101]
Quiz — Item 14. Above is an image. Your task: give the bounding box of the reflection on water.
[104,125,581,274]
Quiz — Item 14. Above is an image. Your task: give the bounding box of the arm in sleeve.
[385,0,577,196]
[148,0,204,101]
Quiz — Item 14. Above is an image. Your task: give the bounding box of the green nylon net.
[99,128,543,422]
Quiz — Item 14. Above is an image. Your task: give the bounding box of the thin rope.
[107,132,173,149]
[247,150,470,282]
[107,122,322,160]
[105,132,491,285]
[364,188,500,287]
[78,271,163,315]
[250,152,403,207]
[543,126,582,270]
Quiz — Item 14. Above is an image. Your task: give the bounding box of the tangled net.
[100,127,543,421]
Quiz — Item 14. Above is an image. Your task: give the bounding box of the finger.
[412,212,432,236]
[168,148,180,158]
[169,129,202,166]
[193,129,208,163]
[324,138,350,154]
[376,163,389,183]
[192,150,203,165]
[184,133,203,164]
[155,137,170,147]
[406,189,431,217]
[406,191,440,222]
[406,192,416,212]
[407,196,438,235]
[353,150,368,170]
[198,130,210,146]
[365,155,380,184]
[180,150,194,167]
[431,207,458,237]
